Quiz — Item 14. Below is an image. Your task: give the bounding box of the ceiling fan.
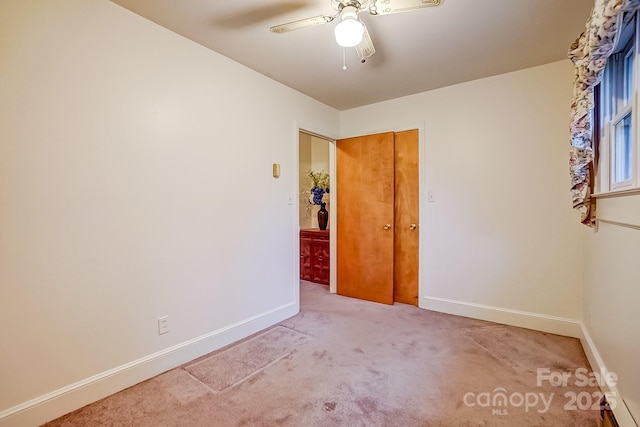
[270,0,443,62]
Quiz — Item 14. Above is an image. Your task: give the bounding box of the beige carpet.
[44,282,601,426]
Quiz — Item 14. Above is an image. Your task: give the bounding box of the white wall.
[299,134,330,230]
[310,136,330,173]
[299,133,313,229]
[340,60,585,333]
[583,195,640,424]
[0,1,338,425]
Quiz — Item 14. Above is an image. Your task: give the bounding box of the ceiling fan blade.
[372,0,443,15]
[270,14,335,33]
[355,24,376,60]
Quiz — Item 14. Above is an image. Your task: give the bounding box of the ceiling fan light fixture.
[334,7,364,47]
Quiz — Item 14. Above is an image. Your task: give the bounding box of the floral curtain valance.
[568,0,640,226]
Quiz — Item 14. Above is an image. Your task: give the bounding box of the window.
[613,113,632,183]
[596,12,639,193]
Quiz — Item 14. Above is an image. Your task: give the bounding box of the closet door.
[336,132,395,304]
[394,129,419,305]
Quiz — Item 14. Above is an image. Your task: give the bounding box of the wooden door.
[336,132,395,304]
[394,130,419,305]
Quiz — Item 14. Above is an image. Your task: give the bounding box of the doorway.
[298,130,336,293]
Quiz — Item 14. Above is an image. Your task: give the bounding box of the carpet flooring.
[44,281,601,426]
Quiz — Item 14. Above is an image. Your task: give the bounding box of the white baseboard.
[0,302,298,427]
[421,296,582,338]
[579,324,638,427]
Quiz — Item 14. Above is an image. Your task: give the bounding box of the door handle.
[409,223,417,230]
[383,224,391,230]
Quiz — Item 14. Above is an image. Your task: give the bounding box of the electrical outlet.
[158,316,169,335]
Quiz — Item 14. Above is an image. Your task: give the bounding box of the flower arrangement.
[305,170,330,206]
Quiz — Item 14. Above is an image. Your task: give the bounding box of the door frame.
[293,121,426,306]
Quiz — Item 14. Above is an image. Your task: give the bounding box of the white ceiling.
[110,0,594,111]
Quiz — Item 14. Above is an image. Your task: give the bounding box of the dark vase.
[317,202,328,230]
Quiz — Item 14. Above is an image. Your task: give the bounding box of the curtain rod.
[597,218,640,231]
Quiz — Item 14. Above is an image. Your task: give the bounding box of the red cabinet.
[300,229,330,285]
